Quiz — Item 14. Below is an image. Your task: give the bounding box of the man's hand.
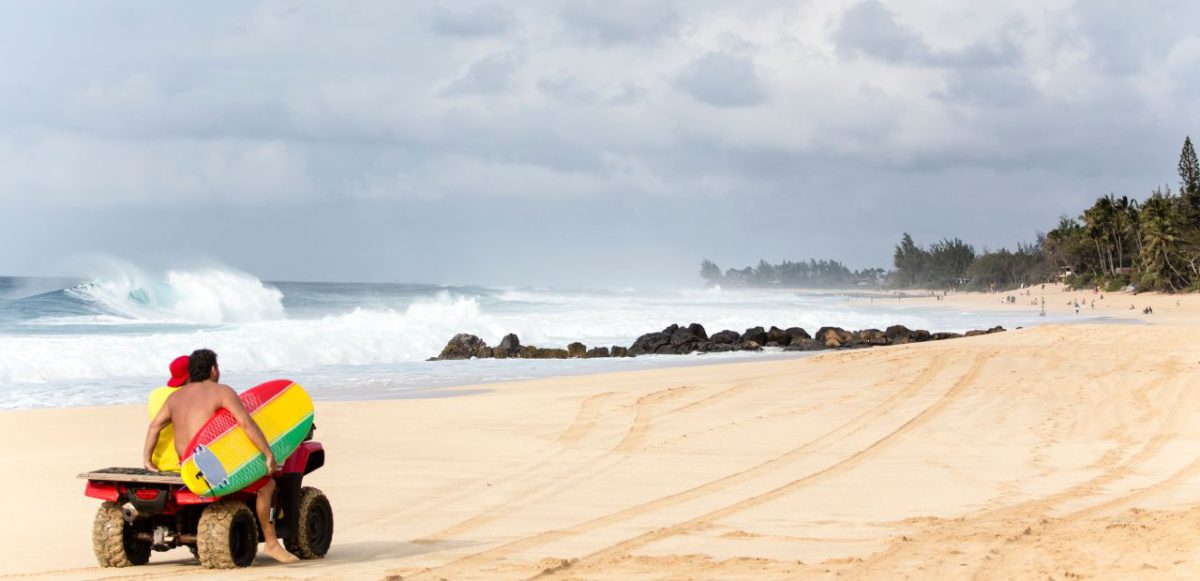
[265,454,278,474]
[144,459,158,472]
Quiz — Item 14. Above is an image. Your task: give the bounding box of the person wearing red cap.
[167,355,190,388]
[146,356,190,471]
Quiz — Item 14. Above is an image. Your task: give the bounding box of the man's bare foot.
[262,541,300,564]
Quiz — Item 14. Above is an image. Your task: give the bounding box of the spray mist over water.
[63,261,284,324]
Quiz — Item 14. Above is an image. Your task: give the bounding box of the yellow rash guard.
[147,386,180,472]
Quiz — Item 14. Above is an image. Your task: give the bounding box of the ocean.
[0,265,1082,410]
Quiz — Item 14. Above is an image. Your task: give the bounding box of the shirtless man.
[143,348,298,564]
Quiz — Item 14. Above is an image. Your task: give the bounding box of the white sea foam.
[0,264,1082,409]
[65,262,283,324]
[0,293,503,385]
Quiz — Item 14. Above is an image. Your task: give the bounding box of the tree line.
[699,258,885,288]
[701,136,1200,292]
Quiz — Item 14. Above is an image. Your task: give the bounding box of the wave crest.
[66,264,284,324]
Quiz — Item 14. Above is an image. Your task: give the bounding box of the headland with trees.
[702,136,1200,293]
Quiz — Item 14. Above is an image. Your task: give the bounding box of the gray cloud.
[559,0,680,45]
[441,52,521,95]
[1068,0,1200,76]
[430,3,514,37]
[537,72,598,104]
[0,1,1196,286]
[835,0,1020,68]
[937,68,1036,108]
[675,52,766,107]
[835,0,930,64]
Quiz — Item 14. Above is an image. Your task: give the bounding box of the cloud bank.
[1,1,1196,285]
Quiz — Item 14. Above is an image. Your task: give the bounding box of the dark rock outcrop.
[785,327,810,343]
[885,325,913,344]
[629,331,671,355]
[494,333,522,358]
[783,339,825,351]
[767,326,791,346]
[815,327,854,348]
[964,326,1006,337]
[669,323,707,353]
[710,330,741,344]
[437,333,489,360]
[855,328,888,346]
[434,320,1005,361]
[741,326,768,345]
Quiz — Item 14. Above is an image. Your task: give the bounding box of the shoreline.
[2,284,1156,413]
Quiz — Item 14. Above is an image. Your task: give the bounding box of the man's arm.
[143,403,172,471]
[219,386,278,473]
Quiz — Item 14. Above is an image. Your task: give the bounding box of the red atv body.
[80,441,331,568]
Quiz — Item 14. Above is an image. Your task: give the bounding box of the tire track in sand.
[534,353,989,578]
[398,352,963,580]
[837,357,1191,581]
[373,391,619,529]
[415,386,698,544]
[1061,358,1198,519]
[554,392,614,444]
[613,386,700,452]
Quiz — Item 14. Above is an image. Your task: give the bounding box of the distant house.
[1058,267,1074,280]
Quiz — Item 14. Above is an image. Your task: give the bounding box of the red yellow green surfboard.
[180,380,314,497]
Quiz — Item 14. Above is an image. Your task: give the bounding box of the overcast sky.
[2,1,1197,286]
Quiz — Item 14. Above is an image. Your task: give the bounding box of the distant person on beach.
[143,349,299,563]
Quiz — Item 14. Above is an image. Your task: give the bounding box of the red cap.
[167,355,190,387]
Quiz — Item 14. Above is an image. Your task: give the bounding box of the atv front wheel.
[196,499,257,568]
[284,487,333,559]
[92,502,151,567]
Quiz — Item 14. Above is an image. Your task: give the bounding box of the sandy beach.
[4,290,1200,580]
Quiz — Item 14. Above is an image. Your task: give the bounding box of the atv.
[79,438,331,569]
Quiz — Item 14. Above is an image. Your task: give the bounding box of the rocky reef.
[431,323,1006,361]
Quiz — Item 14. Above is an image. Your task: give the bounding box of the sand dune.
[4,307,1200,579]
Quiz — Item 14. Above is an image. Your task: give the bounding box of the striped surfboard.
[180,380,314,497]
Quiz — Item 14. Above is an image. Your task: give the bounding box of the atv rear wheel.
[196,499,257,568]
[283,487,333,559]
[92,502,151,567]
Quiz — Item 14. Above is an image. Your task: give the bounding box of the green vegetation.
[699,258,884,288]
[893,136,1200,291]
[701,136,1200,292]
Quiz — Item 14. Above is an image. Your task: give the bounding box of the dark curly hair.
[188,349,218,382]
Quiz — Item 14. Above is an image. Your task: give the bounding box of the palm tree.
[1083,196,1117,276]
[1108,195,1132,271]
[1119,196,1142,263]
[1139,190,1185,290]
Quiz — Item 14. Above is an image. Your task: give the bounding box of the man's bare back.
[164,381,243,458]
